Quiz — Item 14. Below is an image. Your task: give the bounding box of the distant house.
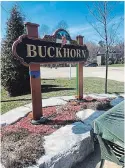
[97,48,122,65]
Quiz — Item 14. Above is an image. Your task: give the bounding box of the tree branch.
[108,17,123,46]
[86,4,105,25]
[86,17,105,41]
[93,2,105,21]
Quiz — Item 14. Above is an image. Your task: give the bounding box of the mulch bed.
[1,96,113,168]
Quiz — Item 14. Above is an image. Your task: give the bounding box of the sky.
[1,1,124,44]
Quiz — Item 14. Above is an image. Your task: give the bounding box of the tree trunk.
[104,2,108,94]
[105,49,108,93]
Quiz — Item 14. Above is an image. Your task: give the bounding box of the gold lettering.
[63,48,70,57]
[82,50,86,58]
[38,46,46,57]
[47,47,55,57]
[70,49,76,58]
[26,44,37,57]
[76,49,81,57]
[56,47,62,57]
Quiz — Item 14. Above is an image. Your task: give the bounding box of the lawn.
[1,77,124,114]
[102,64,124,67]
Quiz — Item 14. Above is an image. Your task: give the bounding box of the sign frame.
[12,22,89,123]
[12,35,89,66]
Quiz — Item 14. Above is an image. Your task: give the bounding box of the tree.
[1,5,30,96]
[86,41,99,62]
[98,40,105,48]
[86,1,123,93]
[114,42,124,63]
[55,20,69,30]
[40,24,50,37]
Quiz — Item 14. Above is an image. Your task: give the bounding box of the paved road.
[40,67,124,82]
[72,144,122,168]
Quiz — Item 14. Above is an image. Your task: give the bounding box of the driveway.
[40,67,124,82]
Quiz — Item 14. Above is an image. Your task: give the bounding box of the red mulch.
[1,97,112,137]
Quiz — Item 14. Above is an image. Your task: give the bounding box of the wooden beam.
[29,64,42,120]
[76,35,84,100]
[25,22,42,121]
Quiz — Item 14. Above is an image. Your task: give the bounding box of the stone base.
[35,122,94,168]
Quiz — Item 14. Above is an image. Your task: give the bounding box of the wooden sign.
[12,22,89,123]
[12,34,89,66]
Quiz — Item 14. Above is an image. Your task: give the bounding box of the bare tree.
[98,40,105,48]
[86,1,123,93]
[86,41,99,62]
[40,24,50,37]
[55,20,69,30]
[113,42,124,63]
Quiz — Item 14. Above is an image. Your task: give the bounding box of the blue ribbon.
[29,71,40,78]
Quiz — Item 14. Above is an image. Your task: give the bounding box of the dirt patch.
[1,129,45,168]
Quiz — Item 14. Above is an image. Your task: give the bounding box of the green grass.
[1,77,124,114]
[102,64,124,67]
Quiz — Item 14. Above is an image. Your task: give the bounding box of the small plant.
[96,100,112,110]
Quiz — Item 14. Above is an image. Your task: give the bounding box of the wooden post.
[76,35,84,100]
[25,22,42,121]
